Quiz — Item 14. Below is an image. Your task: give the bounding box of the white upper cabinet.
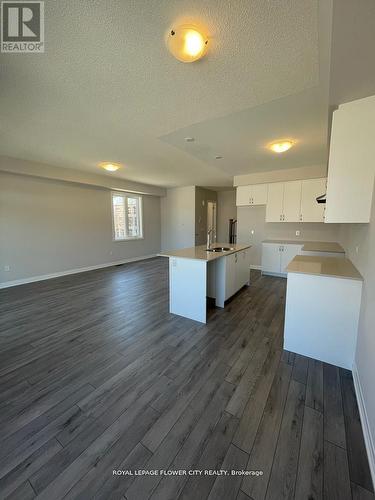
[265,178,327,223]
[236,185,252,206]
[266,183,284,221]
[283,181,302,222]
[266,181,301,222]
[325,95,375,223]
[251,184,268,205]
[236,184,268,206]
[300,178,326,222]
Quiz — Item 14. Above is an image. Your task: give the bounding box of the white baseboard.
[250,265,262,270]
[0,254,158,289]
[352,362,375,490]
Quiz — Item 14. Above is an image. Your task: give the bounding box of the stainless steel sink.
[206,246,234,252]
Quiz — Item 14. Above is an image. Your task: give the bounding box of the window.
[111,192,143,240]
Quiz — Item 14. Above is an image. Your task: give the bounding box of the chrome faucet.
[207,228,215,249]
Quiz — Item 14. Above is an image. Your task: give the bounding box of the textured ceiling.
[0,0,326,187]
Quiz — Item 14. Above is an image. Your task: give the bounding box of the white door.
[283,181,302,222]
[252,184,268,205]
[236,186,253,206]
[300,178,326,222]
[266,183,284,222]
[261,243,281,273]
[280,244,303,273]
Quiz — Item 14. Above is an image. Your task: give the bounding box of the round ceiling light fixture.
[99,162,121,172]
[268,141,294,153]
[167,25,208,63]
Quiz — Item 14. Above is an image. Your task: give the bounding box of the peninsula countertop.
[159,243,251,262]
[286,255,363,281]
[263,239,345,254]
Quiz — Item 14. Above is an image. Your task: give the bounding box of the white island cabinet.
[160,244,251,323]
[214,248,250,307]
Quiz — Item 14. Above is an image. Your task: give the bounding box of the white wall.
[0,172,161,284]
[339,177,375,479]
[237,205,341,267]
[217,190,237,242]
[161,186,196,251]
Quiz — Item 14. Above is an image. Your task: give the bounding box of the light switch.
[295,230,300,236]
[250,230,255,235]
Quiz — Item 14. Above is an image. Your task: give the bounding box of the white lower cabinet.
[261,243,302,276]
[224,253,237,300]
[214,249,250,307]
[261,243,282,275]
[237,249,251,289]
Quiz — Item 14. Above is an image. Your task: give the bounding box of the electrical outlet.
[295,230,300,236]
[4,265,10,272]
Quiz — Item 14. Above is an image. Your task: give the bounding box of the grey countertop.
[262,239,345,254]
[286,255,362,281]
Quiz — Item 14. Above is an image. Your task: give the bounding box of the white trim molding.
[250,264,262,270]
[0,254,158,289]
[352,362,375,489]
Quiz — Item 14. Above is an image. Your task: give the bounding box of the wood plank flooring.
[0,257,373,500]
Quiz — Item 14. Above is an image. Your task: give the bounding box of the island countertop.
[159,243,251,262]
[286,255,363,281]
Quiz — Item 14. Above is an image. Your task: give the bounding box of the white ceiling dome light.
[167,25,208,63]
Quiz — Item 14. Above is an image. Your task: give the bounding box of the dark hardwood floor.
[0,257,373,500]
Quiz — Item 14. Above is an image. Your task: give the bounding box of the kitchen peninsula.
[160,244,251,323]
[284,254,363,369]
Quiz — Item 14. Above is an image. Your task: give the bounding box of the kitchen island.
[160,243,251,323]
[284,254,363,369]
